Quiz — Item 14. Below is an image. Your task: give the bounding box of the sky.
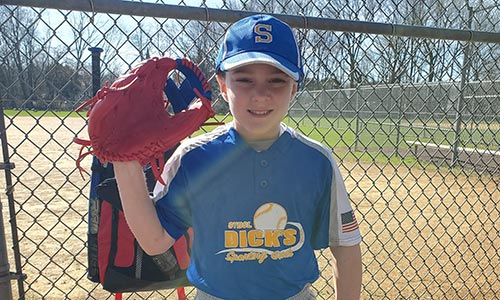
[38,0,225,68]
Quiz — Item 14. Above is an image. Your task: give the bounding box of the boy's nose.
[251,85,271,102]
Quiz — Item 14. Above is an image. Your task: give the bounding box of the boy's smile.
[249,110,272,116]
[217,63,298,143]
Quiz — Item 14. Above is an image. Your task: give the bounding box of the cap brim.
[219,52,301,82]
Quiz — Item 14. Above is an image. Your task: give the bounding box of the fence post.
[88,47,104,95]
[452,3,473,166]
[0,105,14,300]
[0,194,13,300]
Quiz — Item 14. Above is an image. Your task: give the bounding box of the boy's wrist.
[113,161,145,179]
[113,160,142,169]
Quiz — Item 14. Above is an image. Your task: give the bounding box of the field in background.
[0,115,499,299]
[286,115,500,152]
[6,110,499,155]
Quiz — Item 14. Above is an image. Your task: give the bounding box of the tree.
[69,11,103,68]
[0,6,40,108]
[129,16,154,61]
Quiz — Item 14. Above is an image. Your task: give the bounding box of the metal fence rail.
[4,0,500,43]
[0,0,499,299]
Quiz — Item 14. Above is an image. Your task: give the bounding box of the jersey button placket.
[260,159,269,168]
[256,155,270,191]
[259,179,268,188]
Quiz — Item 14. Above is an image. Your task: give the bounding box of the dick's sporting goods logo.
[216,202,305,264]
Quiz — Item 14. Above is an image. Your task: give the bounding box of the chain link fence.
[0,0,499,299]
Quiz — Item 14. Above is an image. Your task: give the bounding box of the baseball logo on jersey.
[216,202,305,264]
[254,24,273,43]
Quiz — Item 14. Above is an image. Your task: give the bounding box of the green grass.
[286,115,500,152]
[3,109,83,118]
[6,109,498,166]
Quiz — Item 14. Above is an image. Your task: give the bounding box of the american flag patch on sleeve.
[341,210,359,233]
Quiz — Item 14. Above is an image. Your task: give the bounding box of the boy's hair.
[215,14,304,82]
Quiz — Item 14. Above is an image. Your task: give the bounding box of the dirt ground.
[1,116,499,299]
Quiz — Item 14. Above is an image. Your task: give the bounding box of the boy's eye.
[235,77,252,83]
[270,78,287,84]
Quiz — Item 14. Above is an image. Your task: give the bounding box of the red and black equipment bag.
[86,149,193,296]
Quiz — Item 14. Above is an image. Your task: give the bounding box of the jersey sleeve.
[310,151,361,249]
[328,159,362,247]
[151,149,192,240]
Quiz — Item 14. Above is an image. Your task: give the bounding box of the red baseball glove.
[74,57,216,183]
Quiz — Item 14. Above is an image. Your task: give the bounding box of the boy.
[113,14,362,300]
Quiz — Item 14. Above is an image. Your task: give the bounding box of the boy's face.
[217,63,298,142]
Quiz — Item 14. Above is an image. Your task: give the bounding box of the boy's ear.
[291,82,298,100]
[216,74,228,102]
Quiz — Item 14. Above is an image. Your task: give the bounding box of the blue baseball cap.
[215,14,304,82]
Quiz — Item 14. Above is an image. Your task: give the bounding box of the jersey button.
[260,159,268,167]
[260,180,268,188]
